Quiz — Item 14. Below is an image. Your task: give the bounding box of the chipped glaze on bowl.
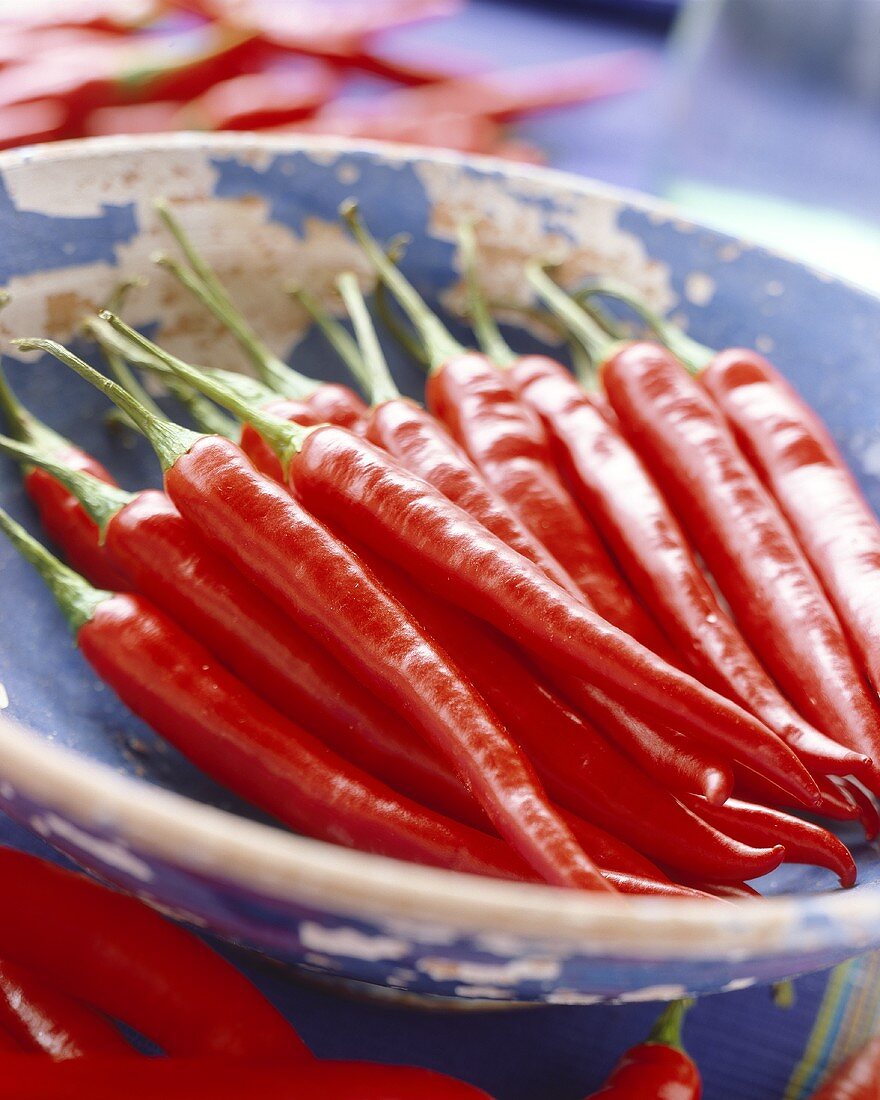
[0,134,879,1006]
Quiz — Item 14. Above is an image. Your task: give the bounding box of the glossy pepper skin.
[292,424,819,807]
[585,1001,701,1099]
[426,351,671,654]
[81,593,552,884]
[0,1056,494,1100]
[811,1035,880,1100]
[703,347,880,704]
[162,436,610,892]
[513,352,872,785]
[683,795,856,887]
[365,396,584,599]
[603,341,880,774]
[347,536,784,884]
[364,396,731,804]
[0,848,306,1059]
[0,369,127,590]
[0,958,131,1058]
[97,488,483,832]
[538,666,733,805]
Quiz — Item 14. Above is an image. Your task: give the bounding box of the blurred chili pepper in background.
[0,0,650,161]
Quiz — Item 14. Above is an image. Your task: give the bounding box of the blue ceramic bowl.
[1,134,879,1007]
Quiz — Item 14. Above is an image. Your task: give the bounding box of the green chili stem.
[340,200,464,373]
[99,313,311,473]
[0,434,132,533]
[525,262,624,368]
[0,505,109,634]
[336,273,400,407]
[456,221,515,368]
[13,338,200,473]
[577,279,714,373]
[571,287,629,341]
[86,316,277,409]
[292,286,368,392]
[154,203,317,400]
[646,998,693,1051]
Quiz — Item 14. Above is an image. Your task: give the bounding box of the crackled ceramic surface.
[1,134,880,1005]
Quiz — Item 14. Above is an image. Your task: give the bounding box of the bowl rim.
[1,131,878,960]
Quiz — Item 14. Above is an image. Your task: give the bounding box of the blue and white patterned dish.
[1,134,879,1007]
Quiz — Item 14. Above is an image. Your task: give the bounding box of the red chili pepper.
[84,98,182,137]
[0,99,68,149]
[154,204,368,425]
[349,534,782,883]
[0,1054,493,1099]
[0,27,260,128]
[281,104,507,156]
[0,957,132,1058]
[513,278,873,788]
[0,364,127,590]
[3,1,160,34]
[332,48,651,126]
[683,796,856,887]
[200,0,464,65]
[584,1000,702,1099]
[29,338,611,893]
[0,434,484,833]
[810,1034,880,1099]
[0,847,307,1058]
[543,669,734,805]
[177,62,341,132]
[702,347,880,707]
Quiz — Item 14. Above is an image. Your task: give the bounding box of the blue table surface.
[2,4,875,1098]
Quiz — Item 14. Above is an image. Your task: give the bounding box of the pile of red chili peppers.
[0,1,650,158]
[1,199,878,899]
[0,200,877,1095]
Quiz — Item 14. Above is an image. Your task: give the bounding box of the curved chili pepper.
[683,796,856,887]
[0,363,127,590]
[810,1034,880,1099]
[28,339,611,893]
[107,322,820,811]
[702,347,880,706]
[0,957,131,1058]
[585,1000,701,1099]
[303,272,584,599]
[0,436,485,834]
[341,206,670,652]
[0,847,306,1059]
[346,534,783,883]
[0,1055,494,1099]
[154,203,367,426]
[177,62,341,132]
[543,670,733,805]
[509,348,873,787]
[553,280,880,783]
